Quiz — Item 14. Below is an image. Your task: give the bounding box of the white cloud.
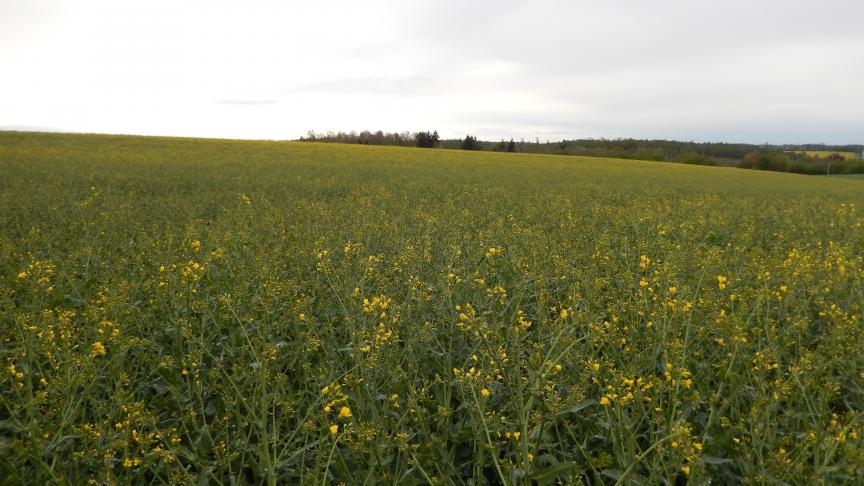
[1,0,862,143]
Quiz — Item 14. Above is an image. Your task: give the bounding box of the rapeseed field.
[786,150,860,160]
[1,132,863,484]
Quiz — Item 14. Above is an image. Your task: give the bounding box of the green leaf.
[529,461,580,485]
[0,420,23,434]
[601,468,625,481]
[554,399,597,417]
[700,455,733,465]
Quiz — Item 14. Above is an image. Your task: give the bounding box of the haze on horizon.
[1,0,863,145]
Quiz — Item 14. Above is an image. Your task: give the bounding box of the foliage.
[676,151,717,166]
[301,132,864,175]
[301,130,416,147]
[740,151,789,171]
[2,132,864,484]
[491,139,508,152]
[414,131,440,149]
[461,135,481,151]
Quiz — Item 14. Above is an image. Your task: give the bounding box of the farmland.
[786,150,861,160]
[1,131,864,484]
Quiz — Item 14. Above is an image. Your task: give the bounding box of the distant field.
[786,150,861,159]
[2,132,863,484]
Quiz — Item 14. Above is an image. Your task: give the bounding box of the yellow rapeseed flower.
[329,424,339,435]
[339,406,352,419]
[91,341,107,357]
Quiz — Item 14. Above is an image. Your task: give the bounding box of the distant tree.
[633,147,665,161]
[415,130,440,148]
[676,151,716,166]
[461,135,480,151]
[358,130,372,145]
[295,133,864,172]
[741,151,789,171]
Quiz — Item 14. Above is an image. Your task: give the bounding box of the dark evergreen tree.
[461,135,480,151]
[415,131,440,148]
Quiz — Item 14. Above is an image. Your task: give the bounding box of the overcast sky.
[2,0,863,144]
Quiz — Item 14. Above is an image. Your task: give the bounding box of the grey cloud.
[2,0,863,143]
[283,75,440,96]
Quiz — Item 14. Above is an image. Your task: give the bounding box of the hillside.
[2,131,863,484]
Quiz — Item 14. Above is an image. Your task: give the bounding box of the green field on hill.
[786,150,861,160]
[2,132,863,484]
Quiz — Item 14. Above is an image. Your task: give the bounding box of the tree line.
[299,130,864,175]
